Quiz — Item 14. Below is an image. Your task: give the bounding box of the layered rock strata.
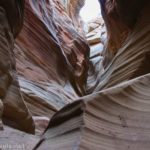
[0,0,150,149]
[0,1,35,133]
[36,1,150,149]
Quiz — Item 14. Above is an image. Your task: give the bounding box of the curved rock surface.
[0,1,35,134]
[14,0,90,121]
[36,0,150,149]
[0,0,150,149]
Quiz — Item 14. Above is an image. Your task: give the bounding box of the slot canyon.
[0,0,150,149]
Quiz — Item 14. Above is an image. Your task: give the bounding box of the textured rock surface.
[86,16,106,93]
[38,74,150,150]
[13,0,90,136]
[99,0,149,67]
[68,0,86,35]
[36,1,150,149]
[0,126,40,150]
[14,0,90,120]
[0,0,150,149]
[0,2,35,134]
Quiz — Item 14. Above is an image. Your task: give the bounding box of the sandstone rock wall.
[36,1,150,149]
[14,0,90,125]
[0,0,150,149]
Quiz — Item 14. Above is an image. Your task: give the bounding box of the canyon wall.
[37,0,150,149]
[0,0,150,149]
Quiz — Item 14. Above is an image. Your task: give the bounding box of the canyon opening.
[80,0,101,22]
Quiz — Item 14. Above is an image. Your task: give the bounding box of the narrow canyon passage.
[79,0,106,93]
[0,0,150,150]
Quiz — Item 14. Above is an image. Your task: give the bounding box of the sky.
[80,0,101,22]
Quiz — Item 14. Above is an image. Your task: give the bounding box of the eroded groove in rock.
[14,0,90,123]
[0,0,150,149]
[38,73,150,150]
[0,1,35,134]
[36,1,150,149]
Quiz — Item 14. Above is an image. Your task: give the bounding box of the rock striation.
[0,0,150,149]
[14,0,90,120]
[0,0,35,134]
[36,0,150,149]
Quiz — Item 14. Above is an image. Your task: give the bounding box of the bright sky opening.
[80,0,101,22]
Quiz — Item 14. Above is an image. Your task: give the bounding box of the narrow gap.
[80,0,101,23]
[79,0,106,92]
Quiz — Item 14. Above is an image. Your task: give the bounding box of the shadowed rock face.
[99,0,149,67]
[0,0,25,37]
[0,0,35,134]
[0,0,150,149]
